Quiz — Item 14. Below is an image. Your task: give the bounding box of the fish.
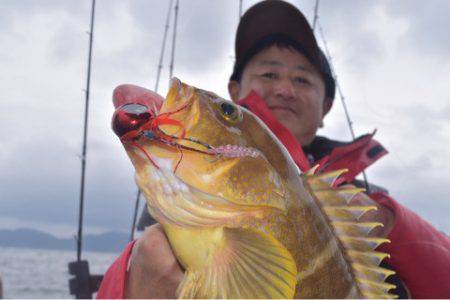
[112,78,397,298]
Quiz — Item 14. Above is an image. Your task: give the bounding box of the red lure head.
[112,103,153,139]
[112,95,205,172]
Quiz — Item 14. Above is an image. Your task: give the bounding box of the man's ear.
[322,97,333,117]
[228,80,240,102]
[319,98,333,128]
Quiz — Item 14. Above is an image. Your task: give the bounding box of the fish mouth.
[111,79,216,172]
[112,84,163,113]
[112,78,261,173]
[112,108,214,173]
[111,78,191,141]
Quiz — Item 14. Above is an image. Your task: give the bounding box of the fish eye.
[221,102,235,116]
[219,101,242,122]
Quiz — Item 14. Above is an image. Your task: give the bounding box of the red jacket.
[97,91,450,299]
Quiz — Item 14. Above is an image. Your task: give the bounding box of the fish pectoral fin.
[176,227,297,299]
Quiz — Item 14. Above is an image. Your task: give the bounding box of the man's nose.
[274,78,295,101]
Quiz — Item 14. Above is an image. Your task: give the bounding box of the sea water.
[0,246,118,299]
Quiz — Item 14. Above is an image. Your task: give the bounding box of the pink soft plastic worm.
[208,144,260,158]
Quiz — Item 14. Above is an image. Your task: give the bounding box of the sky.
[1,0,449,239]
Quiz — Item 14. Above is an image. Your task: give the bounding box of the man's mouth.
[268,105,297,116]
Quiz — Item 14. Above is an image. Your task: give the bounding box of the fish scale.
[114,78,397,298]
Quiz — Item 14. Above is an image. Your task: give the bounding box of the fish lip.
[268,105,298,116]
[112,84,163,113]
[169,77,182,92]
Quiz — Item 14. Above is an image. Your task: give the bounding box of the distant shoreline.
[0,228,129,253]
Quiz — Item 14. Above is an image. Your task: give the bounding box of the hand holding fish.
[124,224,183,298]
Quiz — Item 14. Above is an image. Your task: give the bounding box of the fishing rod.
[77,0,96,264]
[68,1,103,298]
[312,0,320,32]
[129,0,176,241]
[239,0,243,18]
[169,0,180,79]
[313,1,371,192]
[155,0,174,93]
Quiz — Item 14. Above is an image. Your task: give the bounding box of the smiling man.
[229,45,330,147]
[97,1,450,298]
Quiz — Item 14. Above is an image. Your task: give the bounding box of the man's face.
[229,45,331,146]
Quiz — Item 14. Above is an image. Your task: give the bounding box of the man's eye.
[261,72,278,79]
[294,77,309,84]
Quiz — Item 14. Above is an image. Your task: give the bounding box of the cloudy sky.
[1,0,449,240]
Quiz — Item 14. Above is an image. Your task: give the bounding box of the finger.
[135,224,183,273]
[146,224,185,284]
[113,84,164,110]
[126,224,181,298]
[140,224,171,259]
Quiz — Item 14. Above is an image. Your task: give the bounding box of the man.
[97,1,450,298]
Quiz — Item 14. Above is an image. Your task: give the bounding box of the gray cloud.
[383,0,450,58]
[369,156,450,233]
[0,134,136,231]
[313,0,386,74]
[128,0,238,78]
[1,0,449,237]
[50,21,85,64]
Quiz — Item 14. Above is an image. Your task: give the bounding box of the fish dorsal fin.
[314,187,365,205]
[307,168,348,187]
[176,227,297,299]
[323,205,377,220]
[304,164,320,176]
[304,166,397,298]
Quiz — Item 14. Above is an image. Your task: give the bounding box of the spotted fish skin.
[115,78,395,299]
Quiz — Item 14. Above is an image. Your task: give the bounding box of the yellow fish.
[112,78,396,298]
